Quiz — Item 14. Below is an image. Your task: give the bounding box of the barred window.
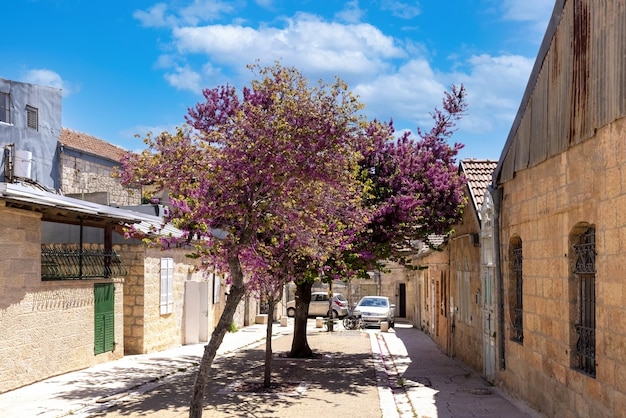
[572,226,596,377]
[510,237,523,344]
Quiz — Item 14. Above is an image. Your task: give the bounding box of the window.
[510,238,523,343]
[0,92,10,123]
[26,105,38,130]
[572,226,596,377]
[212,272,221,304]
[160,258,174,315]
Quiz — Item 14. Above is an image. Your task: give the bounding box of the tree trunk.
[189,252,246,418]
[263,297,275,387]
[288,281,313,358]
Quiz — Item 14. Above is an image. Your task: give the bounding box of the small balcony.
[41,244,127,280]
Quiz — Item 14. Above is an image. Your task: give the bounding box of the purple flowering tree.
[359,85,468,262]
[119,62,368,417]
[286,85,468,358]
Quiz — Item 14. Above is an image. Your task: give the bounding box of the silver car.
[353,296,395,327]
[286,292,349,318]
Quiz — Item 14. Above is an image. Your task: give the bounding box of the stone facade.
[448,210,484,373]
[60,150,141,207]
[496,118,626,417]
[118,244,216,354]
[0,204,124,393]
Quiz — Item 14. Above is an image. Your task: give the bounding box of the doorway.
[398,283,406,317]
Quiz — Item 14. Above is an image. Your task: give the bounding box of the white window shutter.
[160,258,174,315]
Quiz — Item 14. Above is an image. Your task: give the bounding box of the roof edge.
[492,0,566,185]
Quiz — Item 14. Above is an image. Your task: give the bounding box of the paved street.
[0,320,543,417]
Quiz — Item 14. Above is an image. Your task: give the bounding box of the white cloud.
[501,0,553,22]
[22,69,77,97]
[133,3,177,28]
[170,13,405,86]
[134,0,236,28]
[177,0,238,26]
[447,53,534,135]
[380,0,421,19]
[353,59,445,126]
[164,66,203,91]
[351,51,534,142]
[336,1,365,23]
[145,3,538,157]
[501,0,553,39]
[254,0,275,8]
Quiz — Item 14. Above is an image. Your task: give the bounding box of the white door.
[184,281,210,344]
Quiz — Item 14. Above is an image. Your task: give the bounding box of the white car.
[353,296,395,327]
[286,292,349,318]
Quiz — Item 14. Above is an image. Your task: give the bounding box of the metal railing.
[41,244,127,280]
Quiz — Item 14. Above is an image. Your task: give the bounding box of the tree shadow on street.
[90,332,381,418]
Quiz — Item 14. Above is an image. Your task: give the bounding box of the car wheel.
[287,308,295,317]
[329,310,338,319]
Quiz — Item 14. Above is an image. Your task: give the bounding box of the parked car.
[286,292,349,318]
[353,296,395,327]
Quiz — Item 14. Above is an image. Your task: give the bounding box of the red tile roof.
[59,128,129,163]
[460,159,497,213]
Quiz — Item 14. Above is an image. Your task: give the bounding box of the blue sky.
[2,0,555,160]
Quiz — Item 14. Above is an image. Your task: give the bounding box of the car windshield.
[359,298,388,307]
[334,294,347,301]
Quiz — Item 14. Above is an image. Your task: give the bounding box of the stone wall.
[0,205,124,393]
[60,152,141,206]
[497,117,626,417]
[448,212,484,372]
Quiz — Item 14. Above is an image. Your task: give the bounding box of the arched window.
[570,225,596,377]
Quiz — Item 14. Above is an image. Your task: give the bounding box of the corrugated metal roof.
[0,183,183,238]
[59,128,129,163]
[493,0,566,184]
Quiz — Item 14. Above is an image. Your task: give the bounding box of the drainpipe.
[489,184,506,371]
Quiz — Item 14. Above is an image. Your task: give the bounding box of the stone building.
[490,0,626,416]
[0,78,239,393]
[378,159,497,379]
[0,79,145,392]
[59,128,141,206]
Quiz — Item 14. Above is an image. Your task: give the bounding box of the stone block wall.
[60,153,141,206]
[497,117,626,418]
[119,244,204,354]
[448,212,484,373]
[0,205,124,393]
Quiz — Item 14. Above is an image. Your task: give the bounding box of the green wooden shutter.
[94,283,115,355]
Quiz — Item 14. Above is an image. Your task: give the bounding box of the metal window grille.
[573,227,596,377]
[41,244,127,280]
[26,105,38,130]
[511,243,523,343]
